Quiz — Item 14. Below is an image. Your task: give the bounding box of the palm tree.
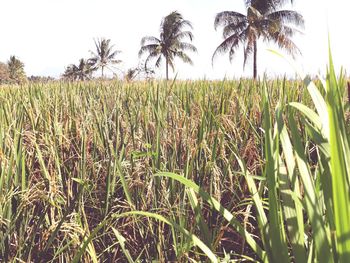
[89,38,122,78]
[76,58,95,80]
[213,0,304,79]
[62,58,94,81]
[62,65,77,81]
[138,11,197,80]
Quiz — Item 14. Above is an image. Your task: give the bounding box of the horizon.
[0,0,347,80]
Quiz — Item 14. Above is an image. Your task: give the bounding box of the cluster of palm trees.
[63,0,304,81]
[63,38,122,81]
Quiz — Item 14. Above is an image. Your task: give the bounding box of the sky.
[0,0,347,79]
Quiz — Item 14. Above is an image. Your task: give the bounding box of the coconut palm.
[62,58,94,81]
[138,11,197,80]
[89,38,122,78]
[213,0,304,79]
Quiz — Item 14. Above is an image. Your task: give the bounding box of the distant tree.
[28,75,56,83]
[89,38,122,78]
[62,58,94,81]
[138,11,197,80]
[7,56,27,84]
[125,62,155,82]
[62,65,78,81]
[0,62,10,84]
[213,0,304,79]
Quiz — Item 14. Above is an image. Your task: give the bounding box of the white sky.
[0,0,347,79]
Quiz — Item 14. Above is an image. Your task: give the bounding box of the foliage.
[0,62,10,84]
[28,75,56,83]
[62,58,95,81]
[7,56,27,84]
[213,0,304,79]
[138,11,197,80]
[0,78,288,262]
[124,62,155,82]
[0,56,349,262]
[89,38,122,78]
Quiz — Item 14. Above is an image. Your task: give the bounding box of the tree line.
[1,0,304,83]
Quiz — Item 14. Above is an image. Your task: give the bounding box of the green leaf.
[154,172,267,262]
[326,45,350,262]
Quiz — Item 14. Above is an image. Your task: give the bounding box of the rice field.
[0,58,349,262]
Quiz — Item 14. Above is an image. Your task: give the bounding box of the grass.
[0,53,349,262]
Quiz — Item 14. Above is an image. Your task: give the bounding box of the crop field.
[0,61,349,262]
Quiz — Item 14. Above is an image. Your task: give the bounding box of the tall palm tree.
[90,38,122,78]
[138,11,197,80]
[213,0,304,79]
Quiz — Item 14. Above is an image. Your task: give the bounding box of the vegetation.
[62,58,95,81]
[89,38,122,78]
[28,75,56,83]
[7,56,27,84]
[0,62,10,84]
[213,0,304,79]
[0,47,349,261]
[0,56,27,84]
[1,1,349,262]
[124,62,155,82]
[138,11,197,80]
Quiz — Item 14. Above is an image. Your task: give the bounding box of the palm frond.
[269,32,301,57]
[214,11,246,30]
[173,19,193,32]
[223,20,248,38]
[141,36,161,46]
[267,10,304,28]
[110,59,122,65]
[167,56,175,71]
[107,50,122,61]
[243,36,255,68]
[212,30,247,63]
[175,51,194,65]
[145,51,162,69]
[138,44,160,58]
[248,0,293,12]
[154,55,163,68]
[174,31,194,41]
[177,42,197,53]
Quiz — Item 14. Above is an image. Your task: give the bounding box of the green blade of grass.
[288,113,334,263]
[277,110,307,263]
[154,172,267,262]
[186,188,212,247]
[111,227,135,263]
[326,46,350,262]
[262,88,290,263]
[72,211,218,263]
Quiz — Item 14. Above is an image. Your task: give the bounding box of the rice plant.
[0,50,348,262]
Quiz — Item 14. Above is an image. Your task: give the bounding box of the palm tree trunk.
[165,56,169,81]
[102,66,104,78]
[253,40,257,80]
